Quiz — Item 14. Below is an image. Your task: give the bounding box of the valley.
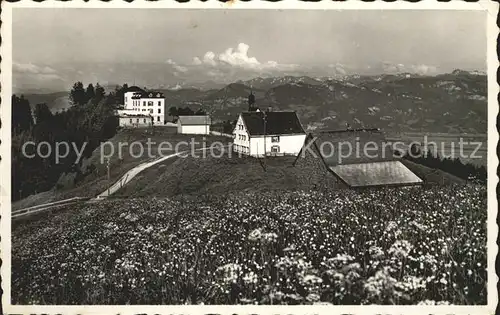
[19,71,487,134]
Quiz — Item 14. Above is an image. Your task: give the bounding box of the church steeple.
[248,89,256,111]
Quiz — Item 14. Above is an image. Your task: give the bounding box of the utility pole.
[263,111,267,162]
[106,158,110,196]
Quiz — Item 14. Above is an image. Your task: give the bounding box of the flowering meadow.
[12,185,487,305]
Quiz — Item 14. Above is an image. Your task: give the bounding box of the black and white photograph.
[0,1,497,313]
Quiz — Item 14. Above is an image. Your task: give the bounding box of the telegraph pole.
[106,158,110,196]
[263,111,267,161]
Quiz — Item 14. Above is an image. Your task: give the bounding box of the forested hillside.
[11,83,128,201]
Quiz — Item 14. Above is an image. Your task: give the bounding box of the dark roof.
[130,91,165,99]
[139,91,164,98]
[119,113,152,118]
[241,111,305,136]
[312,129,396,166]
[330,161,422,187]
[304,129,423,187]
[126,86,146,93]
[178,115,211,125]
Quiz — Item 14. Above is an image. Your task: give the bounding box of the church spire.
[248,89,256,111]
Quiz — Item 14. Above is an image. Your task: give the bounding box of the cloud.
[12,62,65,92]
[410,64,438,75]
[192,43,297,71]
[380,62,438,75]
[166,59,188,73]
[13,62,57,75]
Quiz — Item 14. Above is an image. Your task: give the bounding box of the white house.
[233,110,306,157]
[119,86,166,127]
[177,115,211,135]
[118,113,153,128]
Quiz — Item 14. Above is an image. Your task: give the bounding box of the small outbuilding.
[177,115,211,135]
[118,113,153,128]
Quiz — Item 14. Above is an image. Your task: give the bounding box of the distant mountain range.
[18,70,487,133]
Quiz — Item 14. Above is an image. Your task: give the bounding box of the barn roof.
[178,115,211,125]
[241,111,305,136]
[313,129,395,166]
[306,129,422,187]
[330,161,423,187]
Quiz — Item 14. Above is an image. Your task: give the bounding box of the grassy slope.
[114,145,465,199]
[12,186,486,305]
[12,127,231,209]
[114,148,342,198]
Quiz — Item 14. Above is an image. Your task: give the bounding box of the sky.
[12,8,487,91]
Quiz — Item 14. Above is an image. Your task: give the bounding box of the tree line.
[167,106,207,122]
[403,144,487,183]
[11,82,128,201]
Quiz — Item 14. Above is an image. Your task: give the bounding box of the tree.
[168,106,178,120]
[114,83,128,105]
[95,83,106,104]
[70,82,87,106]
[86,84,95,102]
[34,103,53,125]
[12,95,33,133]
[195,108,206,115]
[178,107,194,116]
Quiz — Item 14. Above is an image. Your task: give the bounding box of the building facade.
[118,114,153,128]
[233,111,306,157]
[177,115,211,135]
[120,86,166,126]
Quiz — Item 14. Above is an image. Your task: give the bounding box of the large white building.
[232,110,306,157]
[177,115,211,135]
[118,86,166,126]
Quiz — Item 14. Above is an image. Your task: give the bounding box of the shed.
[177,115,211,135]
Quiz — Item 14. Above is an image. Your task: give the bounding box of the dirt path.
[96,152,183,198]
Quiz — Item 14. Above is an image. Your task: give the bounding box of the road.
[97,151,184,198]
[12,145,229,219]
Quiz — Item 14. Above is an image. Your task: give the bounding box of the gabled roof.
[178,115,211,125]
[330,161,423,187]
[241,111,305,136]
[313,129,395,166]
[306,129,422,187]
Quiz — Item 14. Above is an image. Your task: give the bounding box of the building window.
[144,119,147,123]
[158,108,161,113]
[271,136,280,143]
[271,145,280,153]
[148,101,153,106]
[157,116,161,122]
[143,101,146,106]
[158,101,161,105]
[150,109,153,114]
[129,118,132,123]
[136,118,139,123]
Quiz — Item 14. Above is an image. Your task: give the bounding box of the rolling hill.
[16,70,487,133]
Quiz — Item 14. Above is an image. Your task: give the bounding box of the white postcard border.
[1,1,498,314]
